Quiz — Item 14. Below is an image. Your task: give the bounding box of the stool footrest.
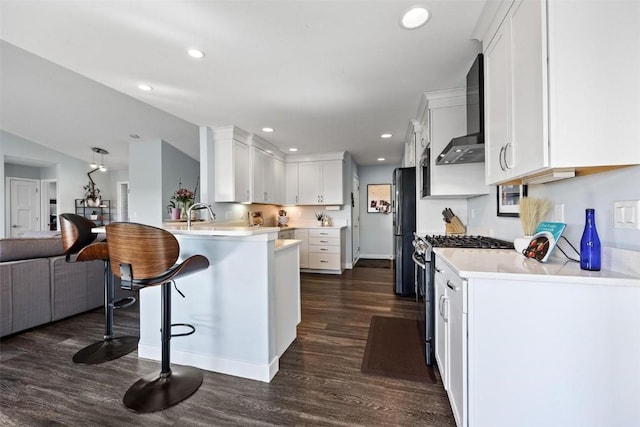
[170,323,195,338]
[114,296,136,309]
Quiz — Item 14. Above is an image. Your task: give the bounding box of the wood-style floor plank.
[0,266,455,426]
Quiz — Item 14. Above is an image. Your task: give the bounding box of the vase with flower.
[170,185,195,220]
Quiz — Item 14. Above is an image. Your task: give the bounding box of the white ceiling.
[0,0,488,170]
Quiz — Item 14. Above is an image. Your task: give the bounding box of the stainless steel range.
[412,234,514,366]
[425,234,515,249]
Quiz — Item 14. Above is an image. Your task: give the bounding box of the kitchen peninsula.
[136,223,301,383]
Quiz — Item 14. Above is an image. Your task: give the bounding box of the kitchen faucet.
[187,203,216,228]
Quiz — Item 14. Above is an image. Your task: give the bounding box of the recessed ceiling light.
[187,48,205,59]
[138,84,153,91]
[262,127,275,133]
[289,148,298,152]
[377,157,386,161]
[400,7,430,30]
[381,133,392,139]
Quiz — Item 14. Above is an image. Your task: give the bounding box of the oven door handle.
[411,252,427,270]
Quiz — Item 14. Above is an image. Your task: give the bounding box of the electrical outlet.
[614,200,640,229]
[554,204,564,222]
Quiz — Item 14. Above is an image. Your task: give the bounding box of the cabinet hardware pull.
[439,294,445,316]
[499,145,506,171]
[320,248,328,251]
[504,142,512,169]
[435,267,442,273]
[446,280,459,291]
[320,240,328,243]
[321,260,328,263]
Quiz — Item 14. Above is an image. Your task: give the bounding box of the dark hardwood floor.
[0,266,455,426]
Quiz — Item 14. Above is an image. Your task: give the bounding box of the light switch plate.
[614,200,640,229]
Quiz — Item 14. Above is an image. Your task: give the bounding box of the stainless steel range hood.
[436,53,484,165]
[435,133,484,165]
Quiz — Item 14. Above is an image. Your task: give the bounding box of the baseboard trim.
[358,254,394,260]
[138,344,278,383]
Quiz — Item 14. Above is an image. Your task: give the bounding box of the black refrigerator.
[392,167,416,296]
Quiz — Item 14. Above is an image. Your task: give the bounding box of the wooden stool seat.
[59,214,138,365]
[106,222,210,413]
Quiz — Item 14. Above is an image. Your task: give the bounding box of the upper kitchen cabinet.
[417,90,489,198]
[483,0,640,185]
[213,126,250,203]
[248,133,285,204]
[284,162,299,205]
[286,152,345,205]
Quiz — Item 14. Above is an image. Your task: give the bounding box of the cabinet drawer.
[308,244,340,254]
[308,252,340,270]
[308,236,339,246]
[309,228,339,238]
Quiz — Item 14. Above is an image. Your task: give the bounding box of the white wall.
[358,164,397,259]
[1,130,113,237]
[467,166,640,251]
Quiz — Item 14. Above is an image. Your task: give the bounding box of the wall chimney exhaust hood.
[436,54,484,165]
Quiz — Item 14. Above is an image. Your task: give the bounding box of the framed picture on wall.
[496,184,528,217]
[367,184,391,214]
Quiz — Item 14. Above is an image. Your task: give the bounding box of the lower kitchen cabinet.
[434,252,640,427]
[434,257,466,427]
[294,227,344,274]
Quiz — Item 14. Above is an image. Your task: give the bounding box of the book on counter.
[522,222,567,263]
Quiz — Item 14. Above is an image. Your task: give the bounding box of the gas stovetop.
[425,235,514,249]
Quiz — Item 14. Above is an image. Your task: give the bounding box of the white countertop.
[275,239,301,252]
[162,222,280,236]
[434,247,640,286]
[277,225,346,230]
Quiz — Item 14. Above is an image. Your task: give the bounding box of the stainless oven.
[412,233,433,366]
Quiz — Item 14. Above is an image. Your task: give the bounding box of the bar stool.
[59,214,138,364]
[105,222,209,413]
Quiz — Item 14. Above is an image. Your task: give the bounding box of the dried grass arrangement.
[519,197,551,235]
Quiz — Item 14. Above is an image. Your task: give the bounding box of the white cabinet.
[248,134,284,205]
[285,162,299,205]
[421,90,489,197]
[435,271,448,390]
[485,0,547,184]
[273,157,285,205]
[294,229,309,268]
[213,126,250,203]
[483,0,640,185]
[286,152,345,206]
[434,256,467,427]
[297,160,343,205]
[307,228,343,273]
[435,250,640,427]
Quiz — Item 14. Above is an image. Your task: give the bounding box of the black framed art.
[496,184,528,217]
[367,184,391,213]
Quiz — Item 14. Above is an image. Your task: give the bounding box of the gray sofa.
[0,236,130,338]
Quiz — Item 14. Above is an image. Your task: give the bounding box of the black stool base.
[123,365,203,413]
[72,336,139,365]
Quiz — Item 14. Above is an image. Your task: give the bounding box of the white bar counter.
[132,223,301,383]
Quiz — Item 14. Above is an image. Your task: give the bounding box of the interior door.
[351,174,360,264]
[8,178,40,237]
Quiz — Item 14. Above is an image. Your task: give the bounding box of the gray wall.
[358,163,398,259]
[1,130,113,237]
[467,165,640,251]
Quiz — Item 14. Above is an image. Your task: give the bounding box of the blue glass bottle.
[580,208,601,271]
